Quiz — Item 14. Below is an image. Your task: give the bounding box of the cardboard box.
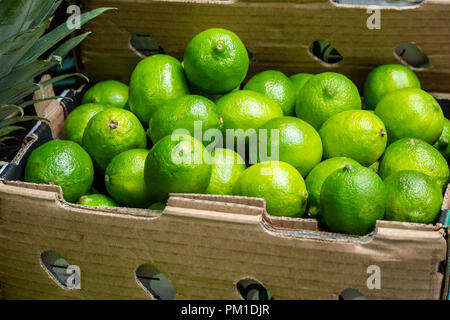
[0,86,449,300]
[0,0,450,300]
[79,0,450,92]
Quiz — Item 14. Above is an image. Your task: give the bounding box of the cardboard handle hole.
[338,288,366,300]
[40,250,80,290]
[136,263,176,300]
[236,278,274,300]
[129,34,165,58]
[332,0,423,7]
[394,42,429,70]
[309,40,343,65]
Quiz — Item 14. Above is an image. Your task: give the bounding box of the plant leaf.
[0,105,24,120]
[20,95,72,108]
[0,72,87,106]
[0,136,18,145]
[0,32,92,90]
[18,7,115,67]
[0,115,48,130]
[0,125,25,138]
[0,82,38,106]
[32,0,63,27]
[0,19,50,78]
[0,0,55,42]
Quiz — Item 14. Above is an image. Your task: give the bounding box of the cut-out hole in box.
[130,34,165,58]
[41,250,80,290]
[394,42,429,69]
[309,40,343,65]
[339,288,366,300]
[236,278,274,300]
[136,263,176,300]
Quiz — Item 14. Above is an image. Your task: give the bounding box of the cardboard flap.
[81,0,450,92]
[33,75,67,139]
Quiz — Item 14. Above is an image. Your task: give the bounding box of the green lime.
[216,90,283,154]
[144,134,212,201]
[321,165,386,235]
[244,70,296,116]
[434,118,450,159]
[61,103,107,145]
[258,116,322,177]
[105,149,153,208]
[82,80,129,109]
[148,95,222,145]
[183,28,249,94]
[189,84,240,103]
[205,148,246,195]
[295,72,361,130]
[383,170,442,224]
[368,161,380,174]
[77,194,118,207]
[82,108,147,172]
[319,110,387,166]
[374,88,444,144]
[129,54,189,125]
[233,161,308,217]
[289,73,313,97]
[379,138,450,191]
[305,157,361,219]
[363,64,421,110]
[25,140,94,203]
[149,202,166,211]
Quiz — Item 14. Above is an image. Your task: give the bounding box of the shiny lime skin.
[77,194,118,207]
[379,138,450,191]
[61,103,107,145]
[216,90,283,153]
[258,116,323,177]
[244,70,296,116]
[233,161,308,217]
[205,148,246,195]
[129,54,189,125]
[81,80,129,109]
[305,157,361,220]
[144,134,212,201]
[105,149,153,208]
[321,165,386,236]
[383,170,442,224]
[82,108,147,173]
[25,140,94,203]
[148,95,222,145]
[290,73,314,97]
[363,64,421,110]
[183,28,249,94]
[319,110,387,166]
[374,88,444,144]
[434,118,450,160]
[295,72,361,130]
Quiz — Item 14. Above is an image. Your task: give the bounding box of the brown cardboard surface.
[80,0,450,92]
[33,75,67,139]
[0,179,447,300]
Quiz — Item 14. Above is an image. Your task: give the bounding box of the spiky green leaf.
[0,0,56,42]
[0,105,24,120]
[0,73,87,106]
[18,7,115,67]
[0,19,50,78]
[0,115,48,130]
[0,125,25,137]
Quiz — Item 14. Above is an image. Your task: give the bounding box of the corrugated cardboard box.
[0,86,449,300]
[0,0,449,300]
[79,0,450,92]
